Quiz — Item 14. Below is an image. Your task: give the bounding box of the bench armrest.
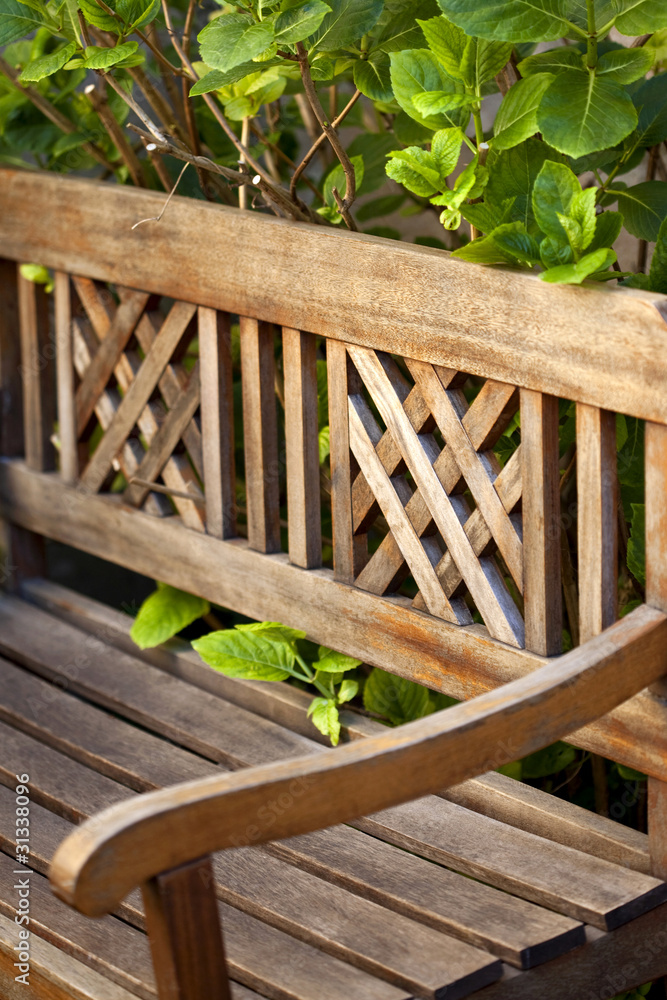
[51,604,667,917]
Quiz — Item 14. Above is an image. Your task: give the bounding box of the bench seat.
[1,583,666,1000]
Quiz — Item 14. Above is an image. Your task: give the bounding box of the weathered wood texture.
[1,171,667,423]
[3,460,667,780]
[283,327,321,568]
[54,273,78,484]
[199,307,236,538]
[577,405,618,645]
[521,390,561,655]
[0,259,23,456]
[18,273,55,471]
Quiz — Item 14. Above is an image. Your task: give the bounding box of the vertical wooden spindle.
[521,389,562,655]
[327,340,367,584]
[142,857,231,1000]
[55,272,78,484]
[0,259,24,457]
[18,270,56,471]
[283,327,321,568]
[199,307,236,539]
[645,420,667,888]
[240,317,280,553]
[577,403,618,645]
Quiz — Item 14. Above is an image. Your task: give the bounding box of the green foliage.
[130,583,210,649]
[363,667,432,724]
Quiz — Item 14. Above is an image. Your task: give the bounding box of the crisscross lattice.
[69,277,205,530]
[345,345,525,647]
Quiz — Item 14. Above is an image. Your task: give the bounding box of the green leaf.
[83,40,138,68]
[310,0,383,51]
[615,0,666,36]
[412,89,475,114]
[131,583,210,649]
[0,0,50,45]
[318,425,330,463]
[453,223,528,264]
[198,14,275,74]
[347,131,397,192]
[77,0,119,31]
[235,620,306,640]
[493,222,541,264]
[389,48,467,130]
[648,217,667,294]
[539,235,574,268]
[322,153,364,207]
[193,624,298,681]
[19,40,76,82]
[337,678,359,703]
[363,667,432,725]
[435,0,575,43]
[613,181,667,242]
[307,697,341,745]
[520,741,576,778]
[538,70,638,159]
[431,125,464,176]
[386,145,440,195]
[588,209,623,252]
[460,37,513,88]
[532,160,581,243]
[485,138,564,235]
[627,503,646,586]
[417,14,466,80]
[314,646,362,672]
[460,195,515,234]
[617,762,648,781]
[19,263,53,292]
[517,47,583,76]
[373,0,439,54]
[596,46,653,85]
[354,50,392,102]
[540,247,616,283]
[562,185,596,254]
[492,73,554,151]
[274,0,331,43]
[634,74,667,149]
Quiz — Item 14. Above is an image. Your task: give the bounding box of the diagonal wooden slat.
[408,359,524,593]
[355,367,520,601]
[72,279,204,529]
[75,288,149,437]
[348,345,524,647]
[80,301,197,494]
[349,393,472,625]
[412,448,523,612]
[72,320,172,519]
[124,364,201,508]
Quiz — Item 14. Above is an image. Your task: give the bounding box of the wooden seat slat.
[19,580,652,875]
[1,594,663,935]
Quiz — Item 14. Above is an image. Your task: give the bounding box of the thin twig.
[85,82,146,187]
[290,88,361,201]
[91,0,185,76]
[250,120,323,200]
[239,116,250,210]
[103,71,169,142]
[131,159,189,228]
[295,42,358,225]
[0,55,116,171]
[637,145,659,273]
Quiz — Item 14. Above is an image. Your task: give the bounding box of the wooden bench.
[0,167,667,1000]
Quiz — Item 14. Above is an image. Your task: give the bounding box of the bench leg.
[142,856,232,1000]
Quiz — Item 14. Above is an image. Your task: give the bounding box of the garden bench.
[0,166,667,1000]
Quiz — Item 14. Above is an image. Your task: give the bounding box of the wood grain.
[577,405,618,645]
[645,420,667,701]
[55,272,78,484]
[18,272,55,471]
[521,390,561,655]
[649,778,667,881]
[240,317,280,553]
[142,858,232,1000]
[199,307,236,539]
[4,461,667,779]
[48,602,667,916]
[2,171,667,423]
[283,327,321,568]
[0,259,23,456]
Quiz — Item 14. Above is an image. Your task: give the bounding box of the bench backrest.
[1,168,667,790]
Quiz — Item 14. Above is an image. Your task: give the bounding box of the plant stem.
[289,88,361,201]
[85,82,146,187]
[586,0,598,69]
[472,106,484,148]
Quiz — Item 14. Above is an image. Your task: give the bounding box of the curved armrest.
[51,604,667,917]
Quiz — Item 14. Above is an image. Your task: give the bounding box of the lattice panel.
[337,344,525,648]
[63,275,206,531]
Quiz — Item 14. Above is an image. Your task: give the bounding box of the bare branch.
[290,88,361,201]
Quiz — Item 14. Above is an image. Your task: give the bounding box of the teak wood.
[0,168,666,1000]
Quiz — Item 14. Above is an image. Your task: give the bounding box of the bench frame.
[1,167,667,1000]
